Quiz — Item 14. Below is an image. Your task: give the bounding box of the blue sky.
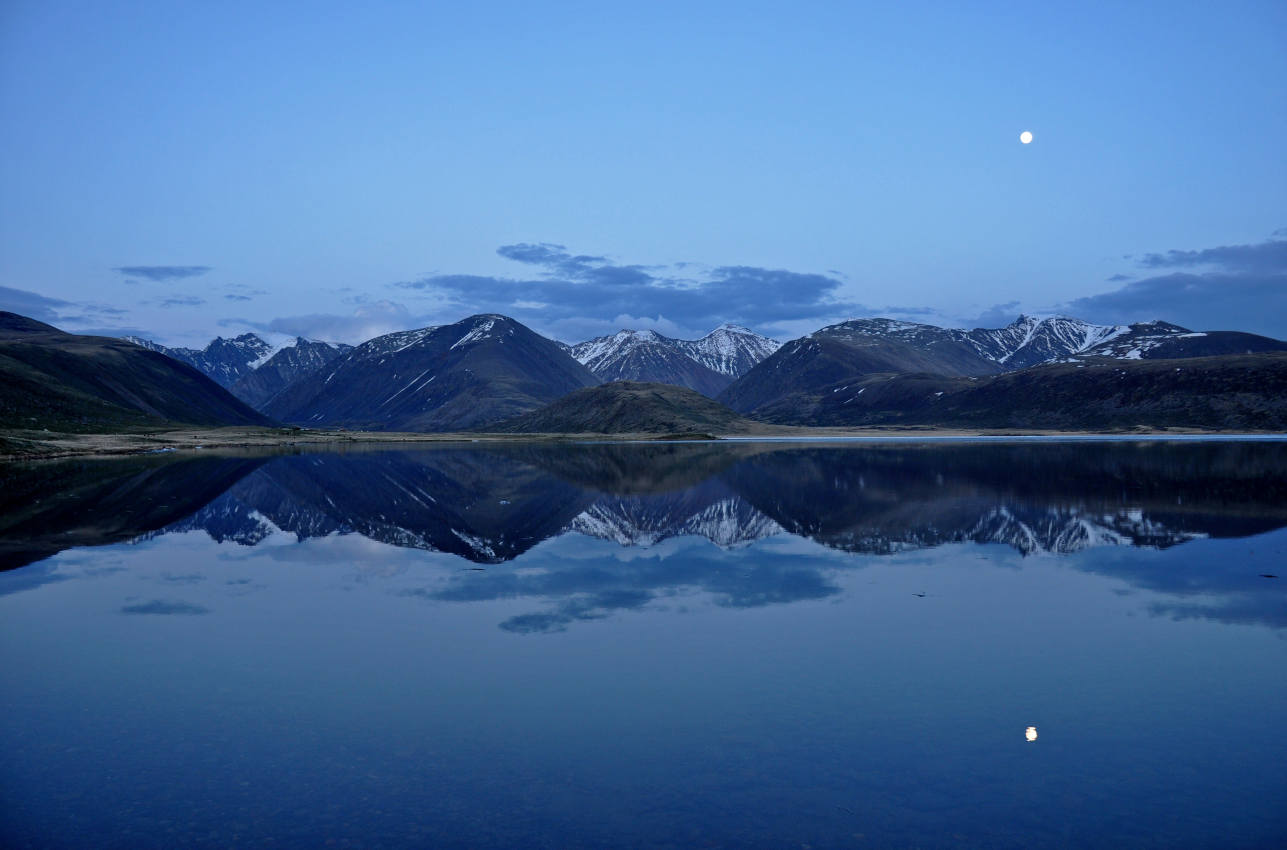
[1,0,1284,346]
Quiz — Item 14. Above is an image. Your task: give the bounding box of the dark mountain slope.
[0,313,62,336]
[1116,329,1287,360]
[719,326,999,415]
[493,381,757,434]
[0,312,273,431]
[773,352,1287,430]
[264,314,600,431]
[719,314,1287,421]
[229,338,351,409]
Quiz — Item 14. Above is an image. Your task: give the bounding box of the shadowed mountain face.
[0,312,273,431]
[262,314,600,431]
[730,352,1287,429]
[4,440,1285,628]
[0,452,269,570]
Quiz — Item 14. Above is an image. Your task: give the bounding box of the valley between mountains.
[3,308,1286,448]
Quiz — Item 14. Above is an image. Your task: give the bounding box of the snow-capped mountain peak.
[569,329,669,372]
[120,331,273,387]
[567,323,782,392]
[672,325,781,377]
[961,315,1132,367]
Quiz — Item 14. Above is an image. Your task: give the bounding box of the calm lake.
[2,439,1285,849]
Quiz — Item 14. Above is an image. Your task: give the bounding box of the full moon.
[1020,131,1033,144]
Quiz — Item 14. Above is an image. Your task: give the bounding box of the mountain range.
[125,333,352,403]
[717,316,1287,428]
[124,332,275,387]
[4,307,1287,434]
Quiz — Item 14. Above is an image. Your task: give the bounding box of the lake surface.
[2,439,1285,849]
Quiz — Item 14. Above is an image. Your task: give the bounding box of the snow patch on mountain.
[674,324,782,377]
[809,314,1205,371]
[568,496,782,549]
[569,324,781,380]
[569,329,666,371]
[451,317,504,350]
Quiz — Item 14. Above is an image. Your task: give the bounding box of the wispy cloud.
[159,295,206,308]
[114,265,212,282]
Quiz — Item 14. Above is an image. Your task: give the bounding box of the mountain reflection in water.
[3,440,1286,630]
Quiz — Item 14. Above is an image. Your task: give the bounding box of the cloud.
[415,537,843,634]
[962,300,1023,329]
[113,265,212,281]
[159,295,206,308]
[1106,274,1133,282]
[1137,239,1287,274]
[120,599,210,615]
[61,325,159,339]
[0,286,138,335]
[394,243,860,340]
[220,299,425,344]
[224,294,252,301]
[0,285,72,322]
[1064,238,1287,339]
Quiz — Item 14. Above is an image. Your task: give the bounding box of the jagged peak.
[707,322,756,335]
[614,328,662,340]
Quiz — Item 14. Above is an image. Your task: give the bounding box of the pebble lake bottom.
[1,438,1284,848]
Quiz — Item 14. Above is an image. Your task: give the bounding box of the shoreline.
[4,424,1287,462]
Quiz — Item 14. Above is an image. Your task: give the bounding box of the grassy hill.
[719,329,999,416]
[490,381,760,435]
[0,312,273,432]
[760,352,1287,430]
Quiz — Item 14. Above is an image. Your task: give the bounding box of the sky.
[1,0,1284,347]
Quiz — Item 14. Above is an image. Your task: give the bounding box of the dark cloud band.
[1065,237,1287,339]
[114,265,212,281]
[395,243,860,335]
